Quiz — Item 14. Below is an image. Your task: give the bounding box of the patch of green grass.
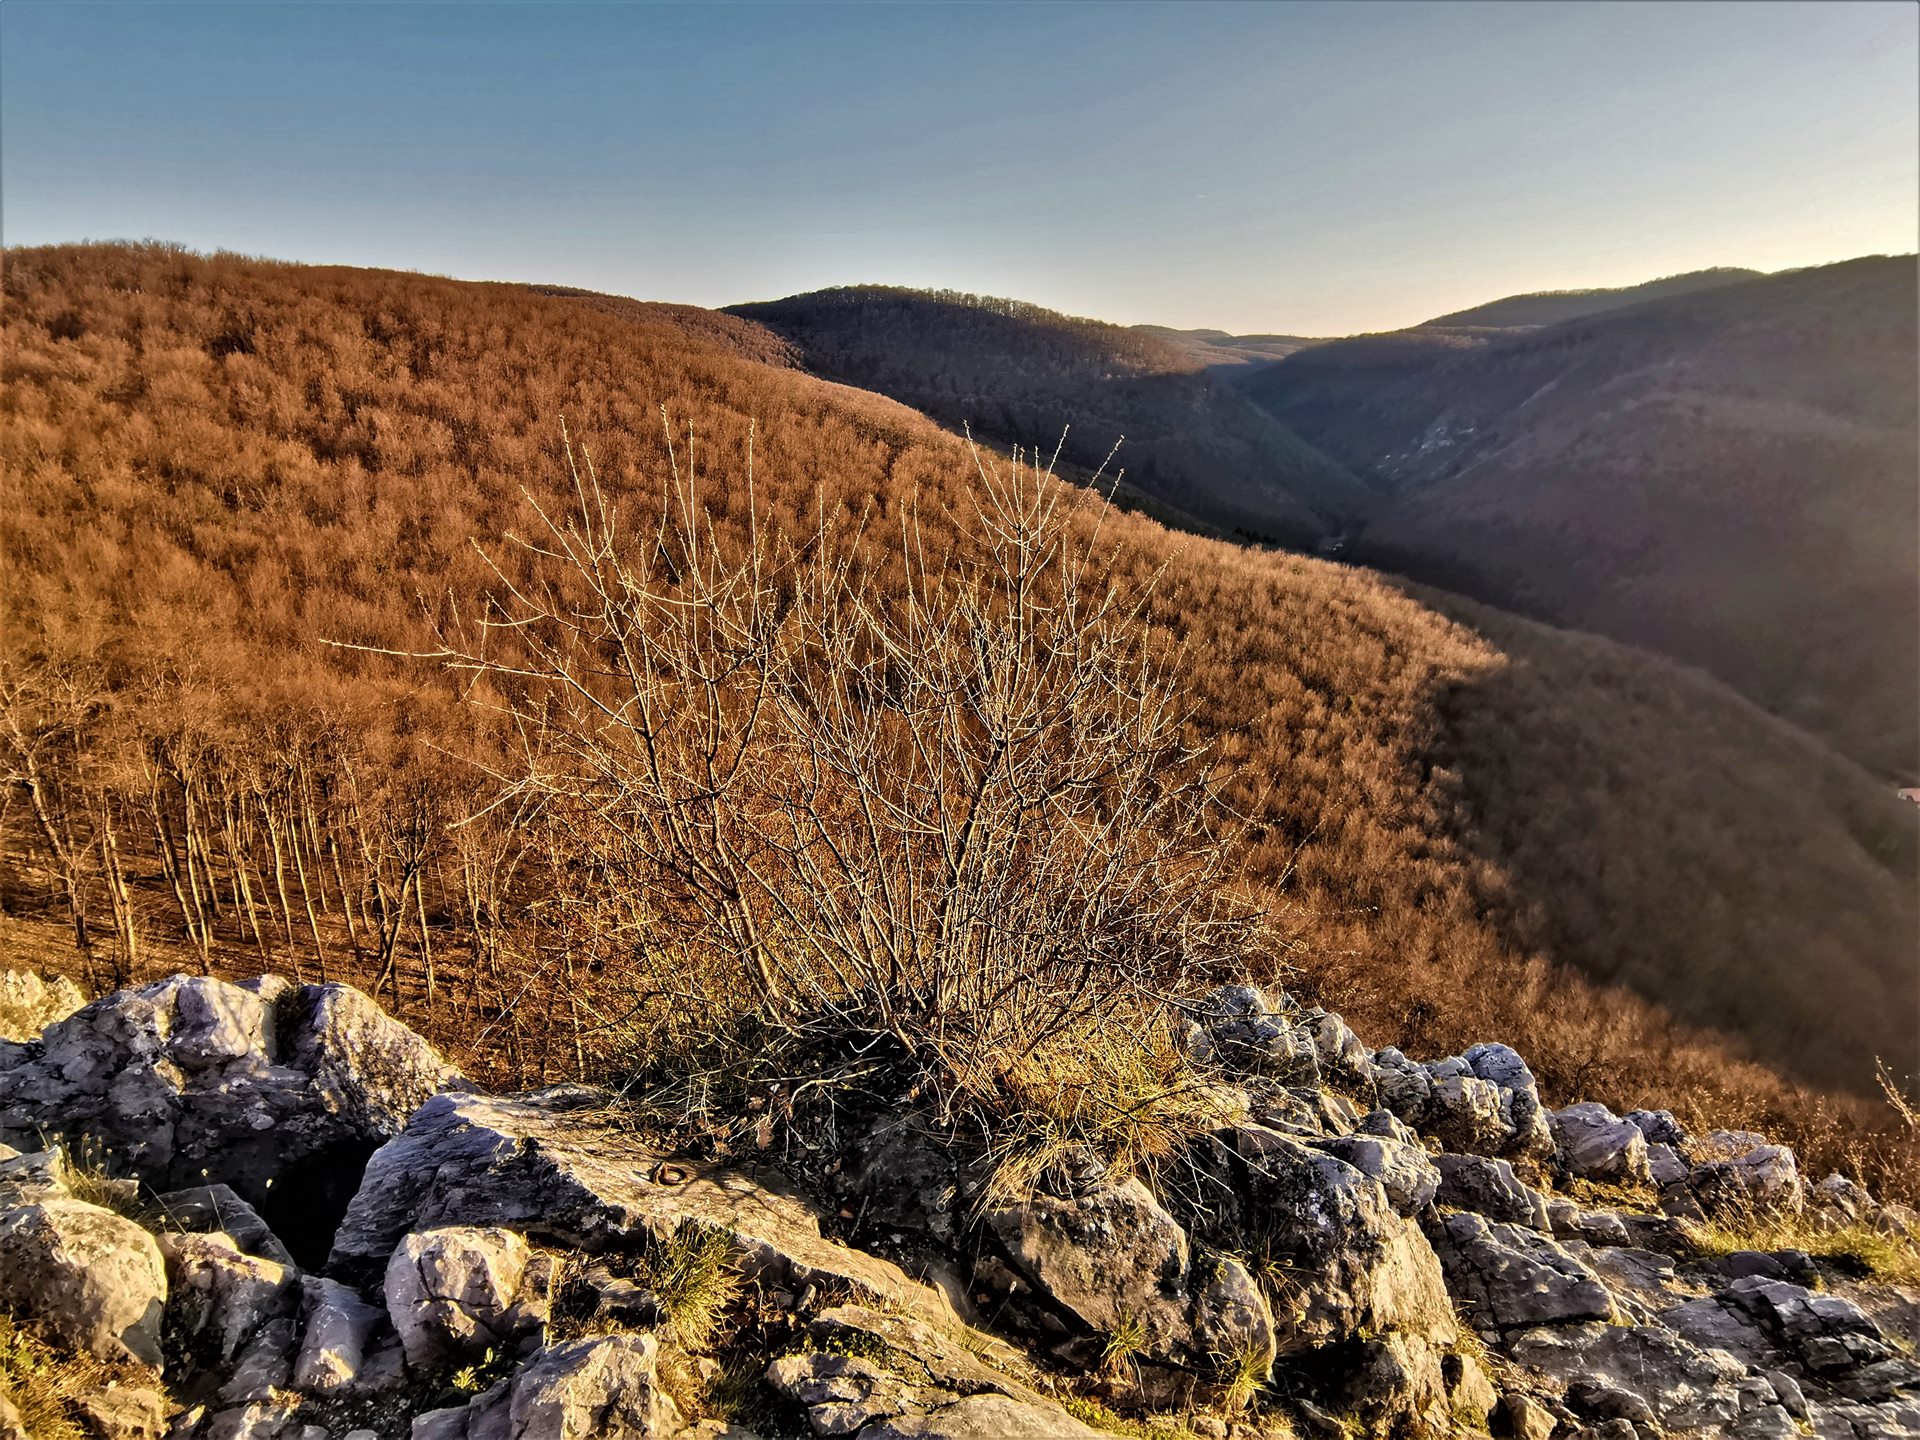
[1098,1311,1148,1378]
[636,1221,743,1353]
[1057,1393,1216,1440]
[1212,1338,1269,1415]
[444,1346,514,1402]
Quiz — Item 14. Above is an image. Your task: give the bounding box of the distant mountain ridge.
[727,285,1372,545]
[1242,255,1920,775]
[1421,266,1764,330]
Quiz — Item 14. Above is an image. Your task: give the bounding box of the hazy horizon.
[4,1,1916,334]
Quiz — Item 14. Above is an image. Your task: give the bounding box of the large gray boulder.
[1311,1133,1440,1216]
[293,1276,389,1395]
[433,1333,682,1439]
[1423,1063,1512,1155]
[1687,1132,1804,1217]
[1427,1212,1616,1330]
[1667,1275,1920,1404]
[1463,1043,1555,1158]
[982,1173,1275,1378]
[385,1225,546,1370]
[1433,1153,1551,1230]
[1178,984,1318,1082]
[0,975,464,1253]
[153,1184,295,1268]
[1550,1103,1653,1186]
[859,1394,1110,1438]
[330,1087,957,1329]
[1506,1322,1753,1433]
[0,1195,166,1364]
[1187,1124,1456,1357]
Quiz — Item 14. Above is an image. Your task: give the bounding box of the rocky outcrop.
[384,1226,547,1369]
[0,975,465,1259]
[1428,1212,1616,1330]
[1549,1104,1653,1186]
[329,1087,958,1330]
[2,967,1917,1440]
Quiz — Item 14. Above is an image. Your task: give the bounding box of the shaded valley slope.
[728,285,1373,545]
[1243,256,1920,776]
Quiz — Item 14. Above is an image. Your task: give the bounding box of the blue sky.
[3,1,1915,334]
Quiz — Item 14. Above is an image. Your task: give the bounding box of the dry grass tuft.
[1687,1205,1920,1287]
[0,1313,138,1440]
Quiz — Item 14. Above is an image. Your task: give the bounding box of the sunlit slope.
[4,242,1914,1135]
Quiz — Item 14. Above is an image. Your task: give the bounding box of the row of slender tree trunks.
[1,708,590,1080]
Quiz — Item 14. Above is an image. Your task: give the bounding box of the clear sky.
[3,1,1915,335]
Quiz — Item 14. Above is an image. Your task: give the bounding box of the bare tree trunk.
[97,800,139,986]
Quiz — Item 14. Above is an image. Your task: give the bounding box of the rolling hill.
[1130,325,1323,377]
[2,243,1916,1193]
[1243,256,1920,776]
[726,286,1373,545]
[1422,266,1763,330]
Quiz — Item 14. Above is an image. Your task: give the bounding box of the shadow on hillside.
[1379,575,1920,1101]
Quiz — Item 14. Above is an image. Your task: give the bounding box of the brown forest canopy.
[2,242,1916,1189]
[1242,256,1920,778]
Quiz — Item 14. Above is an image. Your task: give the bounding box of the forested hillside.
[728,286,1372,544]
[3,243,1917,1191]
[1244,256,1920,775]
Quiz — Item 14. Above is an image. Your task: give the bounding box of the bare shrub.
[422,425,1264,1098]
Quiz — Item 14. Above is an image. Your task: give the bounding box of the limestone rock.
[982,1174,1275,1376]
[1463,1042,1555,1158]
[1311,1134,1439,1216]
[766,1350,937,1435]
[0,1145,72,1206]
[330,1088,956,1329]
[1188,1124,1456,1356]
[0,1196,166,1364]
[1434,1153,1551,1230]
[1333,1331,1453,1435]
[70,1385,169,1440]
[1179,985,1318,1082]
[293,1276,389,1394]
[1686,1132,1804,1217]
[153,1185,295,1267]
[161,1229,299,1365]
[0,970,86,1042]
[1427,1212,1615,1330]
[1625,1110,1689,1149]
[857,1394,1108,1439]
[1424,1066,1511,1155]
[1507,1321,1751,1432]
[504,1333,682,1439]
[1371,1049,1434,1129]
[1550,1103,1653,1186]
[1303,1008,1375,1094]
[385,1225,541,1370]
[0,976,464,1252]
[803,1305,1041,1406]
